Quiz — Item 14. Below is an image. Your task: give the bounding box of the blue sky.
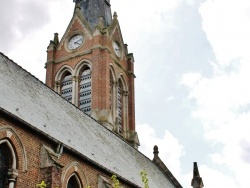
[1,0,250,187]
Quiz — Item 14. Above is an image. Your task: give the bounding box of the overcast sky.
[1,0,250,187]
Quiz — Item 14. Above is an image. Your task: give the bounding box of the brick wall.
[0,112,132,188]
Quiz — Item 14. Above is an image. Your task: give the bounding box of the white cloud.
[199,0,250,66]
[181,72,201,88]
[181,62,250,187]
[1,1,74,81]
[164,95,175,102]
[112,0,183,16]
[112,0,183,42]
[185,0,195,6]
[181,0,250,187]
[137,124,184,177]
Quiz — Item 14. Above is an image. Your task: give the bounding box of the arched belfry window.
[67,174,81,188]
[0,143,12,188]
[61,71,73,102]
[79,67,92,114]
[117,79,124,133]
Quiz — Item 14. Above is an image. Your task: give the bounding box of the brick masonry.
[0,113,132,188]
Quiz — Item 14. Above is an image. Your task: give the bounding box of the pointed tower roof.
[191,162,204,188]
[73,0,112,28]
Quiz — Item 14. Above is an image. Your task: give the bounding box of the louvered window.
[61,74,73,102]
[0,144,11,188]
[109,71,113,111]
[117,81,123,133]
[79,69,91,114]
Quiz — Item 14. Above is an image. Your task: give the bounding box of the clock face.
[68,34,84,50]
[113,41,121,57]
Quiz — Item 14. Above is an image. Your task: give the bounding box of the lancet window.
[67,175,81,188]
[0,143,11,188]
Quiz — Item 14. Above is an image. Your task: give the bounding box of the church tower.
[45,0,139,148]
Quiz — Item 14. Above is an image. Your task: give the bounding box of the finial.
[191,162,204,188]
[97,16,104,28]
[193,162,200,177]
[75,2,81,11]
[153,145,159,157]
[73,0,81,12]
[53,33,59,45]
[113,12,118,19]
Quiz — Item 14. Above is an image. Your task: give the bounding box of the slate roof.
[0,53,181,188]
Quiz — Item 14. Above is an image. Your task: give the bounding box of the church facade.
[0,1,204,188]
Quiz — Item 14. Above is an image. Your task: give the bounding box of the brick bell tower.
[45,0,139,148]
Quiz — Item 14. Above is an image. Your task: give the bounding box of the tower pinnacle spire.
[73,0,112,28]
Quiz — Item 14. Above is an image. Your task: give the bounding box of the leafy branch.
[140,171,149,188]
[111,175,120,188]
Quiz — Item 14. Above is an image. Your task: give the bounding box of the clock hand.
[75,41,81,45]
[76,38,83,42]
[75,41,83,45]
